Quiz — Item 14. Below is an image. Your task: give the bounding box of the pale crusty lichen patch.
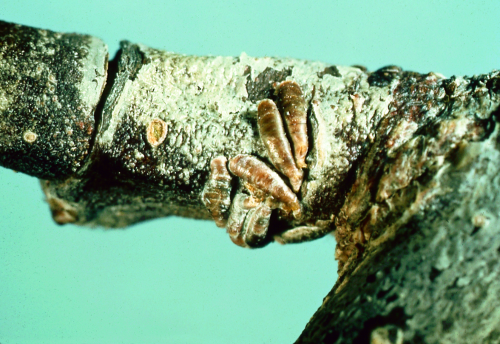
[0,88,13,114]
[84,42,399,227]
[76,36,108,115]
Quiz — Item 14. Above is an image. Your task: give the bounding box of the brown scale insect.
[242,203,272,247]
[201,156,232,227]
[257,99,303,193]
[275,80,308,169]
[228,154,301,217]
[226,193,252,245]
[274,225,333,244]
[202,80,309,248]
[226,194,272,248]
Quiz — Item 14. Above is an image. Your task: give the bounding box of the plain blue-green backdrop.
[1,1,499,343]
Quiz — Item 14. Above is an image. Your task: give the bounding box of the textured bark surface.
[1,22,500,343]
[40,39,400,235]
[0,21,107,179]
[297,72,500,343]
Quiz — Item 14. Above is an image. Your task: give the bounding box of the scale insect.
[201,81,318,248]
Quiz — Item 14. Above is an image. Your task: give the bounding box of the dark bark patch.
[0,21,104,179]
[246,66,291,102]
[317,66,341,78]
[352,307,408,344]
[368,65,402,87]
[366,273,376,283]
[429,267,442,282]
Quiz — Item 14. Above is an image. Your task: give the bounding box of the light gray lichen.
[77,41,395,228]
[296,70,500,343]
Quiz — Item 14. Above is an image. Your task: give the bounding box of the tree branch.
[297,72,500,343]
[1,21,499,343]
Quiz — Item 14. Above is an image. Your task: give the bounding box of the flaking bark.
[1,21,500,343]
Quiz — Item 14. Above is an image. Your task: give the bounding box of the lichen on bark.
[297,71,500,343]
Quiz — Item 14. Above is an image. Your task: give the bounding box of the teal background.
[0,1,499,343]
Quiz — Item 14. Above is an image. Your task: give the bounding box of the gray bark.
[296,73,500,343]
[1,21,500,343]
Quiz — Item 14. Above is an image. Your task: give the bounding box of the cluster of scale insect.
[201,81,312,247]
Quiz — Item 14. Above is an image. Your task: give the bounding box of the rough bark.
[296,72,500,343]
[1,21,500,343]
[0,21,107,179]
